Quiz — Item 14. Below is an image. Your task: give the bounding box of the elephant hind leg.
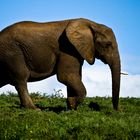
[13,72,37,109]
[7,59,37,109]
[15,80,37,109]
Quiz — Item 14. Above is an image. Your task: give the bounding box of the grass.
[0,92,140,140]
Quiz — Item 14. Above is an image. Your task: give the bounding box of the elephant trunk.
[109,50,121,110]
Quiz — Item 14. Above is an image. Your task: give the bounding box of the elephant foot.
[34,107,41,111]
[67,97,84,110]
[20,103,41,110]
[20,105,41,111]
[67,97,77,110]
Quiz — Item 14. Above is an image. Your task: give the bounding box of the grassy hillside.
[0,92,140,140]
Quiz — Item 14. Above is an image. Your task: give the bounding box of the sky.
[0,0,140,97]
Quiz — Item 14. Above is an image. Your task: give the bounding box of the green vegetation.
[0,92,140,140]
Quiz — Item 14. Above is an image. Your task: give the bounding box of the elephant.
[0,18,121,110]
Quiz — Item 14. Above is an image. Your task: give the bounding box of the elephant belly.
[28,52,57,82]
[29,70,55,82]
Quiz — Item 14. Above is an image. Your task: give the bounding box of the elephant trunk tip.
[112,98,119,110]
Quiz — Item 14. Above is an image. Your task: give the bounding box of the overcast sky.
[0,0,140,97]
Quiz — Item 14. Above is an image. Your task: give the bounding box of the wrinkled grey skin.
[0,18,121,110]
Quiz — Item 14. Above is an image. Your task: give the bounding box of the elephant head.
[66,19,121,110]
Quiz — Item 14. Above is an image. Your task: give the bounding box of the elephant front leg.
[66,76,86,110]
[58,73,86,110]
[57,52,86,110]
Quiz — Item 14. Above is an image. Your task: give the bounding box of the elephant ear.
[66,23,95,64]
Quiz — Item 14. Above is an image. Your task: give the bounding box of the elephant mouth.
[101,57,107,64]
[95,52,107,64]
[97,55,107,64]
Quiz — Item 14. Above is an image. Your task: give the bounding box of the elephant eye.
[106,41,112,46]
[105,41,112,48]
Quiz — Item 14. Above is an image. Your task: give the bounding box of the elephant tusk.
[121,72,128,75]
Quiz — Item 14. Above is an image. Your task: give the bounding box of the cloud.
[0,64,140,98]
[120,74,140,97]
[82,65,112,97]
[0,76,67,96]
[83,65,140,97]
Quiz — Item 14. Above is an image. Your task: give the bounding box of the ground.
[0,92,140,139]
